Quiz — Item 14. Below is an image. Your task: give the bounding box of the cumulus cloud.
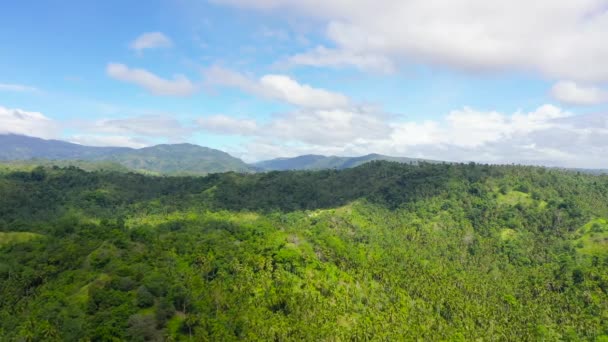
[198,115,258,135]
[82,115,191,139]
[107,63,197,96]
[130,32,173,52]
[204,66,350,108]
[267,108,391,145]
[214,0,608,83]
[206,103,607,168]
[0,106,59,139]
[63,114,193,148]
[69,135,150,148]
[198,107,391,146]
[0,83,38,92]
[551,81,608,105]
[284,46,395,73]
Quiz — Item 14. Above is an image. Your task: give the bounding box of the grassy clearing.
[497,191,533,206]
[71,274,111,304]
[0,232,43,247]
[574,219,608,257]
[500,228,517,241]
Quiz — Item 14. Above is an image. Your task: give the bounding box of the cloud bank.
[204,66,350,108]
[215,0,608,84]
[0,106,59,139]
[199,104,608,168]
[551,81,608,105]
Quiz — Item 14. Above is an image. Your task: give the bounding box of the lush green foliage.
[0,160,131,173]
[0,162,607,341]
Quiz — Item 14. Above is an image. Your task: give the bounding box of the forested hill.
[1,162,607,340]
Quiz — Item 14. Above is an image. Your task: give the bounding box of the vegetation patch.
[0,232,43,247]
[574,218,608,257]
[71,273,111,304]
[497,190,534,206]
[500,228,517,241]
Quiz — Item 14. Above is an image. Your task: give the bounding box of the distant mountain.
[0,134,253,175]
[0,134,129,160]
[102,144,252,175]
[254,153,433,171]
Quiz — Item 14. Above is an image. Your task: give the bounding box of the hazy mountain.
[0,134,253,175]
[101,143,253,175]
[254,153,432,171]
[0,134,129,160]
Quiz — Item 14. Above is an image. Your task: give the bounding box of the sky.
[1,0,607,167]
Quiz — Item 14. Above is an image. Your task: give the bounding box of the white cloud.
[198,115,258,135]
[284,46,395,73]
[267,107,390,145]
[257,27,290,41]
[0,106,59,139]
[260,75,350,108]
[69,135,149,148]
[130,32,173,52]
[204,66,350,108]
[214,0,608,82]
[107,63,197,96]
[437,105,571,148]
[551,81,608,105]
[209,103,608,168]
[84,115,191,138]
[198,107,391,146]
[0,83,38,92]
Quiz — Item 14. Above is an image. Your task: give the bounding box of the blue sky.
[1,0,607,167]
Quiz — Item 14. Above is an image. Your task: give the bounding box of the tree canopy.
[0,161,607,340]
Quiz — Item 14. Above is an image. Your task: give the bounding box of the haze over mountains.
[0,134,434,174]
[0,134,251,175]
[254,154,431,171]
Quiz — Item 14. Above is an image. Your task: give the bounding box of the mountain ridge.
[2,134,606,174]
[0,134,441,174]
[0,134,253,175]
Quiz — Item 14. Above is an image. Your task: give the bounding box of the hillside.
[254,153,429,171]
[0,162,607,340]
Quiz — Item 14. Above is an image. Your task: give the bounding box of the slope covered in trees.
[0,162,607,340]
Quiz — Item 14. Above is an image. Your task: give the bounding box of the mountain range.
[0,134,433,175]
[0,135,251,175]
[254,154,431,171]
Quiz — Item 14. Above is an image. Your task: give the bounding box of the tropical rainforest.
[0,161,607,341]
